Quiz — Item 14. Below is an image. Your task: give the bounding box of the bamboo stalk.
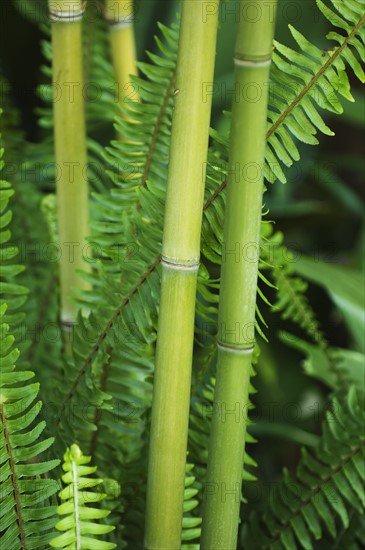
[201,2,278,548]
[104,0,139,106]
[144,1,219,548]
[104,0,139,176]
[49,0,90,326]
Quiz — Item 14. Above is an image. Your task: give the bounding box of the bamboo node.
[217,341,255,354]
[161,257,200,271]
[61,319,76,332]
[234,56,272,67]
[49,3,85,23]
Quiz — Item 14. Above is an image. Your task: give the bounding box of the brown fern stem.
[1,403,26,549]
[89,344,113,459]
[140,71,176,190]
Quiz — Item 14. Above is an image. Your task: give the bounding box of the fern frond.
[281,334,365,393]
[0,118,60,548]
[0,304,60,549]
[50,444,116,549]
[181,463,202,549]
[198,0,365,345]
[241,386,365,549]
[332,511,365,550]
[265,0,365,183]
[0,84,63,395]
[0,115,28,329]
[261,228,364,390]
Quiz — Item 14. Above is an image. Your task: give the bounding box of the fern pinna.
[0,131,60,549]
[241,388,365,550]
[1,0,364,548]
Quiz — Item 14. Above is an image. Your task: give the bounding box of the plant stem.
[144,2,219,548]
[104,0,139,106]
[201,2,278,548]
[49,0,90,325]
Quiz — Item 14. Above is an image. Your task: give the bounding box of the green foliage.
[0,0,364,547]
[181,463,202,548]
[0,131,28,330]
[292,255,365,352]
[0,140,59,548]
[50,444,116,549]
[265,0,365,184]
[261,231,326,348]
[241,387,365,549]
[282,334,365,393]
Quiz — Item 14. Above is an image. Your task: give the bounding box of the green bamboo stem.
[104,0,139,106]
[49,0,90,326]
[201,2,278,548]
[144,1,219,548]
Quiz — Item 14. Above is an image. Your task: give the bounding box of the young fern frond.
[241,386,365,550]
[181,463,202,549]
[0,138,60,548]
[50,443,116,549]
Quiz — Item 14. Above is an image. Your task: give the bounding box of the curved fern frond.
[50,444,116,550]
[241,386,365,549]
